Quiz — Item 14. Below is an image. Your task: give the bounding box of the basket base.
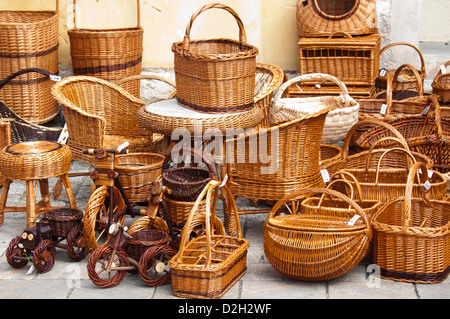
[380,266,450,284]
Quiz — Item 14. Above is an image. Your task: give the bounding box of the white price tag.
[117,141,129,152]
[441,64,447,74]
[315,83,321,89]
[50,74,62,81]
[422,105,431,116]
[320,169,330,183]
[220,174,228,188]
[423,180,431,191]
[380,104,388,115]
[379,68,387,76]
[428,170,434,178]
[347,215,361,226]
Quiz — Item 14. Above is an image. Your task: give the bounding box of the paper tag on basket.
[423,180,431,191]
[380,104,388,115]
[441,64,447,74]
[117,141,129,152]
[379,68,387,77]
[50,74,62,82]
[428,170,434,178]
[220,174,228,188]
[315,83,321,89]
[346,215,361,226]
[320,169,330,183]
[422,104,431,116]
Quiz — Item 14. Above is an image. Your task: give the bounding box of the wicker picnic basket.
[298,32,381,87]
[264,187,372,281]
[269,73,359,143]
[168,180,250,299]
[296,0,378,37]
[0,2,59,124]
[172,3,259,114]
[68,0,143,97]
[432,61,450,114]
[375,42,426,92]
[114,152,165,203]
[372,162,450,283]
[42,208,83,238]
[356,96,450,173]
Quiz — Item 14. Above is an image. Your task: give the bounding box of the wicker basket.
[124,229,170,261]
[68,0,143,97]
[298,32,381,87]
[163,196,207,228]
[269,73,359,143]
[168,180,250,299]
[43,208,83,238]
[114,152,165,203]
[356,96,450,173]
[296,0,378,37]
[432,60,450,106]
[264,187,372,281]
[0,1,59,124]
[172,3,258,114]
[372,162,450,283]
[162,147,216,201]
[375,42,426,92]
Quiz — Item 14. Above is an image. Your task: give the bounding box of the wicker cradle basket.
[264,187,372,281]
[269,73,359,143]
[296,0,378,37]
[375,42,426,92]
[0,1,59,124]
[114,152,165,203]
[68,0,143,97]
[372,162,450,283]
[172,3,259,114]
[168,180,250,299]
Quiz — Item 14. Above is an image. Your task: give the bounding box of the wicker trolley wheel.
[83,186,126,251]
[138,244,176,287]
[32,239,56,273]
[66,223,88,262]
[87,245,129,288]
[6,237,28,269]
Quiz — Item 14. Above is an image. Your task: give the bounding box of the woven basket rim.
[44,208,83,221]
[114,152,165,171]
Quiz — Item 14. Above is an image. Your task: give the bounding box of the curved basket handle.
[0,68,55,91]
[328,31,353,39]
[385,64,424,110]
[272,73,352,110]
[163,147,216,179]
[379,42,426,79]
[365,136,412,170]
[374,147,417,185]
[182,3,247,51]
[72,0,141,29]
[330,170,365,201]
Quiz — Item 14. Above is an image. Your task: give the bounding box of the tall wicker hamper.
[372,162,450,283]
[296,0,378,37]
[168,181,249,299]
[0,1,59,124]
[68,0,143,97]
[171,3,258,114]
[298,33,381,87]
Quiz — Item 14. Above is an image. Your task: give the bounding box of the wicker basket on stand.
[375,42,426,92]
[168,180,250,299]
[264,187,373,281]
[269,73,359,143]
[372,162,450,283]
[296,0,378,37]
[172,3,259,113]
[68,0,143,97]
[0,1,59,124]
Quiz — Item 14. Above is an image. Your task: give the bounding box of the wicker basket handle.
[330,170,365,201]
[182,3,247,51]
[267,188,372,232]
[328,31,353,39]
[403,162,432,230]
[365,136,412,170]
[374,147,417,185]
[163,147,216,179]
[72,0,141,29]
[386,64,425,108]
[0,68,54,91]
[379,42,426,79]
[272,73,351,110]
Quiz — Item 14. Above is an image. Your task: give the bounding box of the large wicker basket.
[264,187,373,281]
[0,1,59,124]
[296,0,378,37]
[168,180,250,299]
[172,3,258,113]
[68,0,143,97]
[372,162,450,283]
[269,73,359,143]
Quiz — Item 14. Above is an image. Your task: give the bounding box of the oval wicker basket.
[269,73,359,143]
[296,0,378,37]
[264,187,372,281]
[172,3,258,114]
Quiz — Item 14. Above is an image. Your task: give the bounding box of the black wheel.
[87,245,129,288]
[138,244,175,286]
[33,240,56,273]
[6,236,28,269]
[66,223,88,261]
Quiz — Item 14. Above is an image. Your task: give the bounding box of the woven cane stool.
[0,141,77,228]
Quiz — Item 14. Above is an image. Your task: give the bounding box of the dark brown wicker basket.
[43,208,83,237]
[124,229,170,261]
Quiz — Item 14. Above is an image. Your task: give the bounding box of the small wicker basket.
[43,208,83,238]
[123,229,170,261]
[432,60,450,109]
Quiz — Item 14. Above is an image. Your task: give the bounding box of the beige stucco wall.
[0,0,448,71]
